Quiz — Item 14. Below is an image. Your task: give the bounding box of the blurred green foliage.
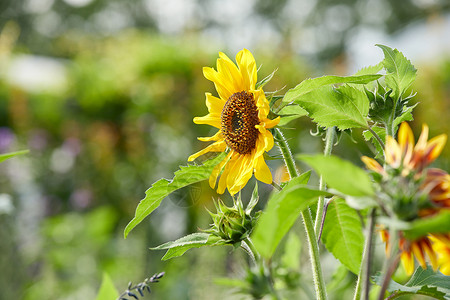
[0,7,449,298]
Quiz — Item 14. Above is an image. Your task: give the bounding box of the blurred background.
[0,0,449,299]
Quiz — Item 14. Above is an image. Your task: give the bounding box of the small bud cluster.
[118,272,164,300]
[205,198,259,245]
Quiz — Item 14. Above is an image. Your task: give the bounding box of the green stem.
[353,208,376,300]
[275,128,328,300]
[367,126,385,150]
[377,228,400,300]
[314,127,336,235]
[242,237,260,265]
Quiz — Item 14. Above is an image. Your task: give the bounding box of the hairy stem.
[314,126,336,235]
[242,237,260,265]
[353,208,377,300]
[367,126,385,150]
[275,128,328,300]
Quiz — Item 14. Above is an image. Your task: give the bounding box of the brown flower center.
[221,91,259,154]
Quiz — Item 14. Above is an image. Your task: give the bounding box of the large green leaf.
[124,153,226,238]
[0,150,29,163]
[283,74,382,104]
[373,266,450,300]
[403,210,450,240]
[252,172,330,258]
[95,273,119,300]
[151,232,219,260]
[286,84,371,130]
[298,154,374,197]
[376,44,417,101]
[322,198,364,274]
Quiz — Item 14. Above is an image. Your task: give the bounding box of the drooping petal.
[415,123,429,151]
[209,151,232,189]
[422,239,439,271]
[254,155,272,184]
[411,242,427,269]
[236,49,257,90]
[188,140,226,162]
[262,116,280,129]
[400,251,415,275]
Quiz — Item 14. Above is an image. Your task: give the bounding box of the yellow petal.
[236,49,257,90]
[401,251,415,275]
[398,122,415,163]
[411,242,427,269]
[227,153,253,193]
[188,140,226,162]
[254,155,272,184]
[198,130,223,142]
[385,136,402,168]
[217,154,236,194]
[193,114,221,128]
[203,66,233,100]
[262,116,280,129]
[361,156,385,174]
[415,123,430,151]
[218,52,244,92]
[205,93,225,114]
[209,151,232,189]
[425,134,447,163]
[422,239,439,271]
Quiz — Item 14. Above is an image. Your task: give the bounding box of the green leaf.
[124,153,226,238]
[278,104,308,116]
[373,266,450,300]
[281,232,302,270]
[283,74,382,104]
[252,172,330,258]
[0,150,29,163]
[95,273,119,300]
[354,63,383,76]
[151,232,219,260]
[322,198,364,274]
[287,84,370,130]
[297,154,374,197]
[393,103,417,128]
[403,211,450,240]
[376,44,417,101]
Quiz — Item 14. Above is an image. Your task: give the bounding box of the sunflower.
[362,122,449,275]
[188,49,280,195]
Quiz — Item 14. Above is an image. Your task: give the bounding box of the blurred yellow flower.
[362,122,447,176]
[188,49,279,195]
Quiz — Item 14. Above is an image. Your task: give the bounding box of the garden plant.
[116,45,450,299]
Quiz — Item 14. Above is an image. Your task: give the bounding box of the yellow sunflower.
[188,49,280,195]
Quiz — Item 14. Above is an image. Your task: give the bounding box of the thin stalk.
[275,128,328,300]
[377,229,400,300]
[353,208,377,300]
[314,126,336,235]
[367,126,385,150]
[242,237,260,265]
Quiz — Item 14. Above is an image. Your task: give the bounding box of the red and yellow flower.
[362,122,448,275]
